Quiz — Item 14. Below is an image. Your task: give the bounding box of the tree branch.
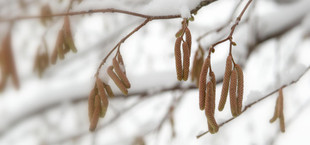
[0,0,217,22]
[196,66,310,138]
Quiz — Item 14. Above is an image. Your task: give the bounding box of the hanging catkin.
[270,97,279,123]
[63,16,77,53]
[199,57,210,110]
[210,70,216,98]
[218,55,232,111]
[88,87,96,122]
[205,82,218,134]
[113,57,131,88]
[235,64,244,114]
[175,37,183,81]
[229,68,238,117]
[107,66,128,95]
[182,41,190,81]
[191,46,204,86]
[104,84,114,97]
[278,88,285,132]
[96,78,109,118]
[185,27,192,53]
[269,88,285,133]
[89,95,101,131]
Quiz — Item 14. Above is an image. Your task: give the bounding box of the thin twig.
[208,0,253,56]
[196,66,310,138]
[95,18,150,77]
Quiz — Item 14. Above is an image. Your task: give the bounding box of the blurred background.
[1,0,310,145]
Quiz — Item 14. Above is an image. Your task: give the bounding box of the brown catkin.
[270,97,279,123]
[199,57,210,110]
[104,84,114,97]
[279,115,285,133]
[191,50,198,82]
[175,37,183,81]
[113,57,131,88]
[210,71,216,100]
[51,45,58,64]
[191,46,204,86]
[205,82,218,134]
[185,27,192,53]
[229,69,238,117]
[182,41,190,81]
[88,87,96,121]
[278,88,285,132]
[117,53,124,67]
[2,32,19,89]
[278,88,284,117]
[89,95,101,131]
[89,95,100,130]
[235,64,244,114]
[63,16,77,53]
[55,29,65,60]
[218,55,232,111]
[107,66,128,95]
[96,78,109,118]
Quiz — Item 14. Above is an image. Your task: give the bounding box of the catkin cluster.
[218,55,244,117]
[88,78,114,131]
[193,51,244,133]
[88,52,131,131]
[174,19,192,81]
[107,53,131,95]
[198,56,218,133]
[33,39,49,78]
[270,88,285,133]
[0,31,19,92]
[51,16,77,64]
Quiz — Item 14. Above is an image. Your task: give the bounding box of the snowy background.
[1,0,310,145]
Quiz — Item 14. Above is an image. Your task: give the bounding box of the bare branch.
[0,0,217,22]
[196,66,310,138]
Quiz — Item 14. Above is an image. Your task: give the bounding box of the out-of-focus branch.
[0,0,217,22]
[196,66,310,138]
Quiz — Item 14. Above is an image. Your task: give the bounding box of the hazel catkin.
[89,95,101,131]
[235,64,244,114]
[107,66,128,95]
[175,37,183,81]
[229,68,238,117]
[199,57,210,110]
[218,55,232,111]
[182,41,190,81]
